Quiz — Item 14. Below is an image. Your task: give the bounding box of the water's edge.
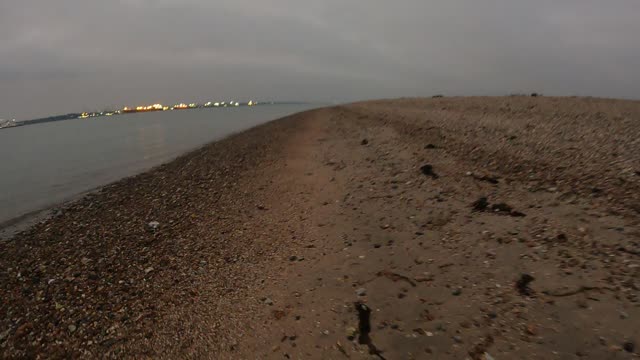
[0,106,321,241]
[0,190,96,241]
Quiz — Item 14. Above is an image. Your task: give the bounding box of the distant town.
[0,100,308,130]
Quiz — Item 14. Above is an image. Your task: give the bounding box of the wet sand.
[1,97,639,359]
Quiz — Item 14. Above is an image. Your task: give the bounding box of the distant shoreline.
[1,101,319,131]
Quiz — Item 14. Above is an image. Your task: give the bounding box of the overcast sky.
[1,0,639,119]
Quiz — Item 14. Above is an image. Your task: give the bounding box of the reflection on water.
[0,104,315,224]
[137,123,167,160]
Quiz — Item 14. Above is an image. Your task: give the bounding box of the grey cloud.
[1,0,639,119]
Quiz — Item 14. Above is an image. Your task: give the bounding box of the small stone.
[263,298,274,306]
[525,324,537,335]
[623,341,635,353]
[147,221,160,230]
[81,257,91,265]
[14,322,33,338]
[68,324,77,333]
[356,288,367,296]
[516,273,535,296]
[144,267,154,274]
[472,197,489,211]
[345,327,357,340]
[453,335,463,343]
[289,255,298,261]
[484,353,496,360]
[361,139,369,145]
[420,164,439,179]
[452,288,462,296]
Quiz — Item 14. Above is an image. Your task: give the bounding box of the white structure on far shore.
[0,118,17,129]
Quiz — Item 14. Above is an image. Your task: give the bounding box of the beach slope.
[2,97,640,359]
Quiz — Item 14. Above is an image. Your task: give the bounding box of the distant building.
[0,118,17,129]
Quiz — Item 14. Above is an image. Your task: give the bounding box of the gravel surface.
[1,97,639,359]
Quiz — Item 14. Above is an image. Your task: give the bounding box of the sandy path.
[228,98,640,359]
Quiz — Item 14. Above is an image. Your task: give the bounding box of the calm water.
[0,104,315,225]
